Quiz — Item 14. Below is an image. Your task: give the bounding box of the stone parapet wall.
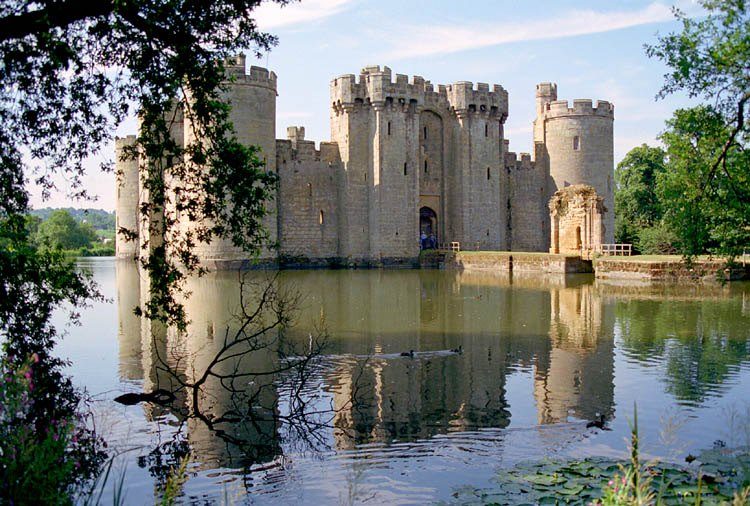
[443,252,592,273]
[594,258,750,282]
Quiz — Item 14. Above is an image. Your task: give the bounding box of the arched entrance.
[420,206,438,249]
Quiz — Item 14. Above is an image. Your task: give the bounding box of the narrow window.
[387,121,391,135]
[573,136,580,150]
[319,210,324,225]
[485,124,489,137]
[424,160,428,173]
[487,167,491,180]
[364,171,367,181]
[403,162,408,176]
[423,126,428,139]
[307,183,312,197]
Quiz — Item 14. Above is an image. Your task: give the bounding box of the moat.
[60,259,750,504]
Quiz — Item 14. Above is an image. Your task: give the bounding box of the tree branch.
[0,0,114,42]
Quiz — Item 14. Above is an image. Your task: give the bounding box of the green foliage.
[29,208,115,232]
[657,106,750,257]
[636,223,679,255]
[0,1,292,502]
[0,214,104,503]
[615,144,668,248]
[159,455,191,506]
[0,355,105,505]
[646,0,750,119]
[449,446,750,505]
[35,209,99,250]
[644,1,750,258]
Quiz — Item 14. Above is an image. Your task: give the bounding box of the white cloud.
[253,0,353,29]
[379,2,679,61]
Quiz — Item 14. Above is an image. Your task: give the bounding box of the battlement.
[115,134,137,147]
[544,99,614,119]
[223,55,277,90]
[277,133,340,165]
[536,82,558,100]
[330,65,508,117]
[505,151,536,170]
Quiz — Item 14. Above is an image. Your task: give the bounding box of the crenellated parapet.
[504,151,536,171]
[277,126,341,165]
[543,99,614,120]
[223,54,277,91]
[330,65,508,120]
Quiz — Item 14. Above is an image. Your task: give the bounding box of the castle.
[115,55,614,267]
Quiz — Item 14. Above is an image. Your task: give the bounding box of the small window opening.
[364,171,367,181]
[319,210,324,225]
[485,124,489,137]
[387,121,391,135]
[307,183,312,197]
[573,136,580,150]
[487,167,491,180]
[424,160,428,173]
[403,162,408,176]
[423,126,428,139]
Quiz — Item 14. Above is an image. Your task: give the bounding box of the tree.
[1,0,291,328]
[35,209,98,249]
[614,144,668,248]
[646,0,750,257]
[0,0,294,499]
[657,106,750,257]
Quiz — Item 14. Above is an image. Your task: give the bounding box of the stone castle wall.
[277,128,340,262]
[505,150,548,252]
[115,60,614,267]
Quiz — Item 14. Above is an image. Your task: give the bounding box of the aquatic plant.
[448,409,750,505]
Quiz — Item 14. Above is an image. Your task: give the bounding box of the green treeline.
[615,3,749,258]
[26,209,115,256]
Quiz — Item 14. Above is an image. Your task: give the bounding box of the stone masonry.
[115,58,614,267]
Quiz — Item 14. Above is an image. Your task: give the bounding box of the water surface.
[58,259,750,504]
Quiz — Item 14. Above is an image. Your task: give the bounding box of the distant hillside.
[30,208,115,231]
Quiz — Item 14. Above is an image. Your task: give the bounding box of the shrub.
[0,355,106,505]
[636,223,679,255]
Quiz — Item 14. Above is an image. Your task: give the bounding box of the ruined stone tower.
[533,83,615,243]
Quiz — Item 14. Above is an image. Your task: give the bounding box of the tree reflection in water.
[114,263,750,494]
[117,263,347,488]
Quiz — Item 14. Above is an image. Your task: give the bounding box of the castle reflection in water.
[115,262,750,470]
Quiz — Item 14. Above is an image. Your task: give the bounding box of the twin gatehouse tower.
[116,55,614,266]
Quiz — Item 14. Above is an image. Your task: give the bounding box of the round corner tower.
[536,86,615,243]
[115,135,139,259]
[187,55,279,263]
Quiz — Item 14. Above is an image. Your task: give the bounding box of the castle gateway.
[116,57,614,267]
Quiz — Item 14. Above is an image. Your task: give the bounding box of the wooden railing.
[594,243,633,256]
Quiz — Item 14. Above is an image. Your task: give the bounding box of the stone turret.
[115,135,139,259]
[535,84,614,243]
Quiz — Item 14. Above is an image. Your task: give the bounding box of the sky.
[30,0,702,211]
